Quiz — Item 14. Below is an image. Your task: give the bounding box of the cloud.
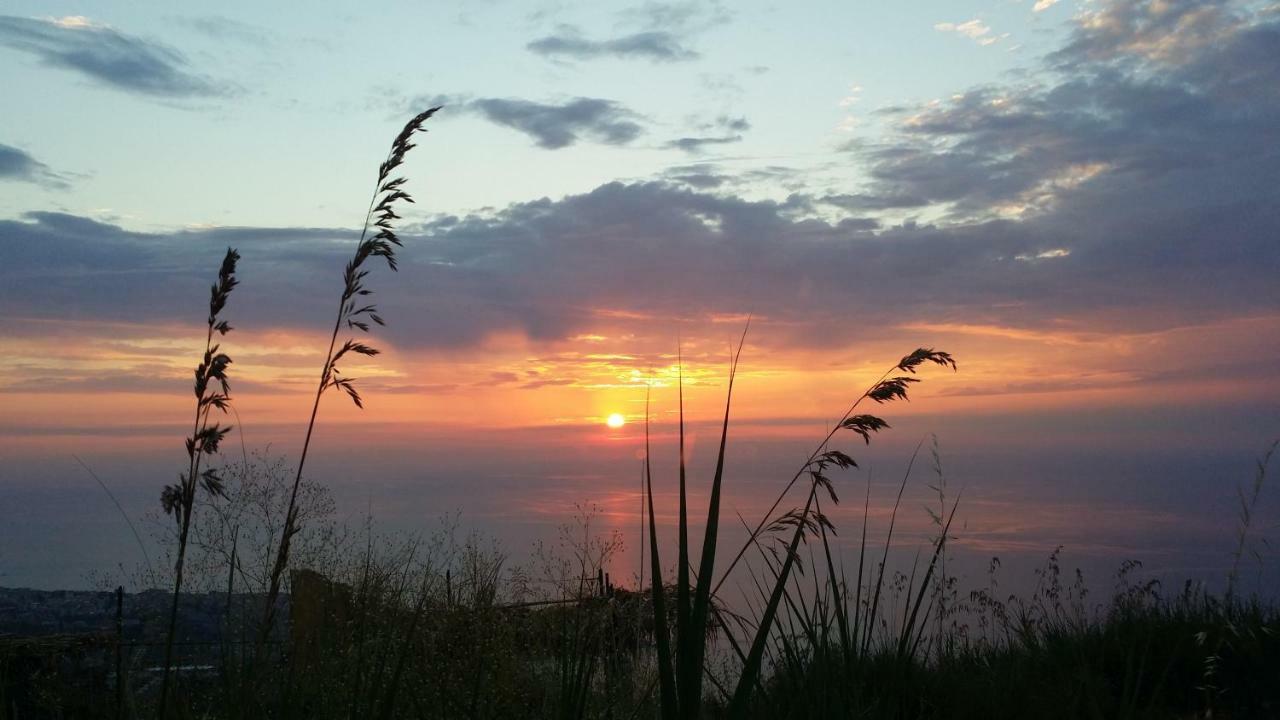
[3,146,1275,356]
[526,2,730,64]
[838,84,863,108]
[527,28,698,62]
[463,97,645,149]
[2,1,1276,361]
[664,115,750,153]
[819,191,928,212]
[1051,0,1243,65]
[175,16,271,45]
[845,0,1280,221]
[1032,0,1061,11]
[664,135,743,153]
[705,115,750,133]
[0,143,68,187]
[935,19,1009,47]
[660,163,802,194]
[618,1,732,33]
[0,15,223,97]
[662,164,730,189]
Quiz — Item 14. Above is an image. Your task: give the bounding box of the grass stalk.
[645,389,679,719]
[159,247,240,718]
[258,108,440,648]
[642,342,954,718]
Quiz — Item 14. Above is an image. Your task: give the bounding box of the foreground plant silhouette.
[644,338,956,718]
[258,107,442,646]
[159,247,240,716]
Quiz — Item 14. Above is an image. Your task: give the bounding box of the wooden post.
[115,585,124,720]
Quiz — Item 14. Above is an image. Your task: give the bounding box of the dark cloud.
[2,1,1276,357]
[665,170,729,189]
[0,15,223,97]
[1049,0,1241,67]
[527,29,697,62]
[465,97,644,149]
[0,143,67,187]
[664,116,751,153]
[661,163,800,192]
[400,94,645,149]
[526,1,728,63]
[838,0,1280,219]
[0,212,352,336]
[664,135,742,153]
[713,116,750,133]
[819,191,928,212]
[3,149,1274,354]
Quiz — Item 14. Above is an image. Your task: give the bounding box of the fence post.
[115,585,124,720]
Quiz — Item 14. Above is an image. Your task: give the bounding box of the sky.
[1,0,1279,595]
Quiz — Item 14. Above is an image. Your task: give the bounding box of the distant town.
[0,586,286,647]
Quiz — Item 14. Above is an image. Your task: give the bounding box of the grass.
[158,247,239,717]
[15,444,1279,719]
[7,112,1278,720]
[640,336,958,718]
[258,107,442,651]
[741,560,1280,719]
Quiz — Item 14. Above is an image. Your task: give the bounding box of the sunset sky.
[1,0,1278,593]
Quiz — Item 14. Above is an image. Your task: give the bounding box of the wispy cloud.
[527,27,698,62]
[0,143,68,188]
[0,15,224,97]
[617,1,732,33]
[436,96,645,149]
[664,135,741,153]
[838,84,863,109]
[664,115,750,154]
[934,19,1006,46]
[527,1,729,64]
[175,15,271,45]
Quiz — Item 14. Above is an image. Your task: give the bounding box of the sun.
[606,413,626,429]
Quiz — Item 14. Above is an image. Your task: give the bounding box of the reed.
[159,247,240,717]
[643,338,956,718]
[257,108,441,647]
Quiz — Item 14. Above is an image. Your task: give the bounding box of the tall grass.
[643,338,956,718]
[720,439,1280,719]
[258,107,441,646]
[736,551,1280,719]
[158,247,239,716]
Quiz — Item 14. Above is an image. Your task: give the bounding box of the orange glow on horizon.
[2,313,1278,439]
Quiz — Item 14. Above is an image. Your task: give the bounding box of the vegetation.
[4,112,1277,720]
[158,247,240,714]
[258,106,442,652]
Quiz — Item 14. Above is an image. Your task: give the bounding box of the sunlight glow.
[606,413,626,429]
